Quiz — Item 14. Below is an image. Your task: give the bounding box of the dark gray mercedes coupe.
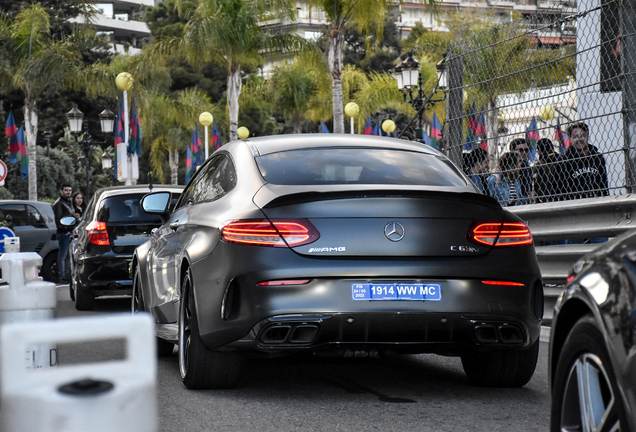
[131,134,543,389]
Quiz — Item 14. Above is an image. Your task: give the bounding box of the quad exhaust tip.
[473,323,523,345]
[261,324,319,344]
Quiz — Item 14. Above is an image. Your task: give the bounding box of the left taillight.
[468,222,532,247]
[86,221,110,246]
[219,219,319,247]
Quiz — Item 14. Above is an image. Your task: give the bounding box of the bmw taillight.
[468,222,532,247]
[87,221,110,246]
[219,219,319,247]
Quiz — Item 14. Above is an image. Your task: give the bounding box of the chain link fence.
[442,0,636,206]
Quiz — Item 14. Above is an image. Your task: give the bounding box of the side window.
[0,204,28,227]
[27,206,47,228]
[179,154,236,207]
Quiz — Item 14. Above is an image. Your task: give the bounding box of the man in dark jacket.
[52,183,74,283]
[560,122,609,200]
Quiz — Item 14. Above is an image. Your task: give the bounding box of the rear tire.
[74,271,95,311]
[550,316,627,432]
[41,251,58,282]
[178,268,242,389]
[132,266,174,357]
[461,340,539,387]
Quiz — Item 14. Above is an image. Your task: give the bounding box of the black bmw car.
[132,135,543,389]
[550,231,636,432]
[69,185,182,310]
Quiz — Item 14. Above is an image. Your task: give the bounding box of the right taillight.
[86,221,110,246]
[219,219,319,247]
[469,222,532,247]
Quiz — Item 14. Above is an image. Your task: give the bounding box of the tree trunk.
[486,98,499,170]
[293,115,302,133]
[227,63,242,141]
[168,149,179,185]
[328,24,344,134]
[24,95,38,201]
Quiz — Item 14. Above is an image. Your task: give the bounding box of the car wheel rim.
[178,276,192,379]
[561,353,620,432]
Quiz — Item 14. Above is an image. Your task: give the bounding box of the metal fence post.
[621,0,636,192]
[447,52,464,168]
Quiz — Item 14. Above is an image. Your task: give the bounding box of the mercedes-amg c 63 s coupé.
[131,134,543,389]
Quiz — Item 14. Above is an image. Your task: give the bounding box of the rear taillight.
[86,221,110,246]
[469,222,532,247]
[219,219,319,247]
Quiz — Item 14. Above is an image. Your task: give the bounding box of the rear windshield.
[255,148,466,186]
[97,193,180,223]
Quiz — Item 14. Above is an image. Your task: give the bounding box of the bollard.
[0,252,57,369]
[0,314,158,432]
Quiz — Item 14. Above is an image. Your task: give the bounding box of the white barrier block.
[3,237,19,253]
[0,314,158,432]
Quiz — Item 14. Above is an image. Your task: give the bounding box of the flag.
[185,139,193,184]
[211,120,222,152]
[194,122,203,165]
[525,116,541,162]
[468,103,478,134]
[464,124,475,150]
[554,118,570,149]
[320,120,330,133]
[372,122,381,136]
[16,126,27,179]
[476,111,487,151]
[128,97,142,156]
[363,115,373,135]
[429,113,442,150]
[422,129,431,147]
[6,111,20,164]
[114,92,126,174]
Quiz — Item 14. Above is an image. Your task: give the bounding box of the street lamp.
[66,107,115,199]
[43,131,52,157]
[394,54,448,141]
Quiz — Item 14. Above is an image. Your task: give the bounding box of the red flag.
[554,119,571,149]
[211,121,222,151]
[363,115,373,135]
[430,113,442,150]
[6,111,20,164]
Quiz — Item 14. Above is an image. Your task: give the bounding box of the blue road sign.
[0,227,17,253]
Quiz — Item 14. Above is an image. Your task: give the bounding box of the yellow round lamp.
[199,112,213,126]
[237,126,250,139]
[540,106,554,121]
[115,72,133,91]
[344,102,359,118]
[382,120,396,134]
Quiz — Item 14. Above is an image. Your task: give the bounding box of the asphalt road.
[54,285,552,432]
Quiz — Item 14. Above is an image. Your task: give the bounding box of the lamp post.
[394,54,448,141]
[199,112,213,160]
[67,107,115,199]
[43,131,51,157]
[344,102,359,134]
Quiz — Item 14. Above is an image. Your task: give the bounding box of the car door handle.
[169,221,180,231]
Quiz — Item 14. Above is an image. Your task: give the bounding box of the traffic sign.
[0,160,7,183]
[0,227,16,254]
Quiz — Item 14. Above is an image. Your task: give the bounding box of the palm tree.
[309,0,437,134]
[154,0,313,141]
[0,4,93,200]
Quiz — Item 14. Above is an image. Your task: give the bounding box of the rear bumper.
[75,253,133,293]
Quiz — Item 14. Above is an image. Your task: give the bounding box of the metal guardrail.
[508,194,636,322]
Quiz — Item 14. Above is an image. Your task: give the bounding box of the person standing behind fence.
[462,148,489,194]
[487,152,528,207]
[533,138,560,202]
[560,122,609,200]
[509,138,533,200]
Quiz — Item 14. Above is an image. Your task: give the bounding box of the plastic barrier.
[0,251,57,369]
[0,314,158,432]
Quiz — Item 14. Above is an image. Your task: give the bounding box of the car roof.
[241,134,441,156]
[93,184,183,199]
[0,200,52,208]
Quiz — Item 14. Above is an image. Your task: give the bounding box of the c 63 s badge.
[450,245,480,253]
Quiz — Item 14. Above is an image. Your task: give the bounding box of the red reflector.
[257,279,310,286]
[481,280,525,286]
[220,219,319,247]
[469,222,532,247]
[86,220,109,246]
[567,275,575,284]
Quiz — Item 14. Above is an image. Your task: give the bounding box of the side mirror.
[141,192,171,214]
[60,216,78,226]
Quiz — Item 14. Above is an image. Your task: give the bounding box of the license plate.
[351,283,442,301]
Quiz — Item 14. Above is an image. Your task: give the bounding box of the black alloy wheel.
[178,268,242,389]
[550,316,627,432]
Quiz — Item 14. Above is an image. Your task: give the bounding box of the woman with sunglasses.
[487,152,528,207]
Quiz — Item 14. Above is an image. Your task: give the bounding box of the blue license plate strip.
[351,283,442,301]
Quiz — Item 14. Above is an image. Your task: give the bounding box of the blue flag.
[320,120,331,133]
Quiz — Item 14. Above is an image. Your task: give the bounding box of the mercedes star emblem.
[384,222,405,242]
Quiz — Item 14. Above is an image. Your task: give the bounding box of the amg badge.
[308,247,346,253]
